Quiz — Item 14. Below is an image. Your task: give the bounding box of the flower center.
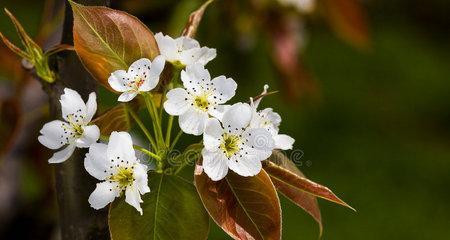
[129,77,145,91]
[220,134,241,158]
[194,95,210,111]
[110,167,135,188]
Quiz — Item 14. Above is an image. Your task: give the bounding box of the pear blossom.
[163,63,237,136]
[84,131,150,215]
[155,32,216,67]
[250,85,295,150]
[108,56,165,102]
[38,88,99,163]
[202,103,275,181]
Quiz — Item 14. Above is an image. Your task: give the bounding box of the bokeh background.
[1,0,449,239]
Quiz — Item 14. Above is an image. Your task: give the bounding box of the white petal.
[244,128,275,151]
[84,143,111,180]
[48,144,76,164]
[228,154,262,177]
[107,131,137,167]
[178,108,208,136]
[118,91,138,102]
[129,58,152,73]
[85,92,97,123]
[180,47,216,66]
[125,186,144,215]
[88,181,120,210]
[75,125,100,148]
[176,36,200,50]
[60,88,87,122]
[211,76,237,104]
[38,120,69,149]
[208,104,229,121]
[155,33,178,62]
[163,88,190,116]
[108,70,129,92]
[181,64,210,94]
[139,55,165,92]
[202,149,229,181]
[222,103,252,133]
[203,118,223,151]
[274,134,295,150]
[133,163,150,194]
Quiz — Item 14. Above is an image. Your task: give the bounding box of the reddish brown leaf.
[268,150,322,235]
[194,163,281,240]
[264,159,355,211]
[182,0,214,38]
[323,0,370,50]
[91,104,130,136]
[70,1,159,90]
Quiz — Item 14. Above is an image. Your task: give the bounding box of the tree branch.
[42,0,110,239]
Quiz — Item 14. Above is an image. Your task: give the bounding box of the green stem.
[144,93,164,148]
[169,130,183,151]
[133,145,161,161]
[127,105,157,150]
[165,116,174,147]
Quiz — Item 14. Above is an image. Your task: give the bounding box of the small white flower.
[250,85,295,150]
[202,103,275,181]
[84,131,150,215]
[108,56,165,102]
[155,32,216,67]
[163,63,237,136]
[38,88,99,163]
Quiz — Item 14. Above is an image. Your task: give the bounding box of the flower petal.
[244,128,275,151]
[222,103,252,134]
[118,91,138,102]
[176,36,200,50]
[84,143,111,180]
[210,76,237,104]
[202,149,229,181]
[48,144,76,164]
[155,33,178,62]
[228,153,262,177]
[181,64,210,94]
[60,88,87,122]
[163,88,190,116]
[203,118,223,151]
[38,120,70,149]
[108,70,129,92]
[75,125,100,148]
[208,104,229,121]
[107,131,137,167]
[88,181,120,210]
[125,186,144,215]
[274,134,295,150]
[133,163,150,194]
[178,108,208,136]
[85,92,97,123]
[139,55,165,92]
[180,47,216,66]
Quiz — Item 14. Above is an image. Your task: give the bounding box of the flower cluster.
[38,33,294,214]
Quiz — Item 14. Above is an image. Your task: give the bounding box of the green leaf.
[109,173,210,240]
[195,164,282,240]
[70,1,159,90]
[268,150,323,236]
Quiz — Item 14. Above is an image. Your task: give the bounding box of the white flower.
[163,63,237,136]
[108,56,165,102]
[84,131,150,215]
[202,103,275,181]
[38,88,99,163]
[250,85,295,150]
[155,32,216,67]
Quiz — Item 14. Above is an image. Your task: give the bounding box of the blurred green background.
[1,0,449,239]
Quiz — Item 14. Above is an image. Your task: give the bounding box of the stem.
[144,93,164,148]
[169,130,183,151]
[133,145,161,161]
[126,105,157,150]
[165,116,174,146]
